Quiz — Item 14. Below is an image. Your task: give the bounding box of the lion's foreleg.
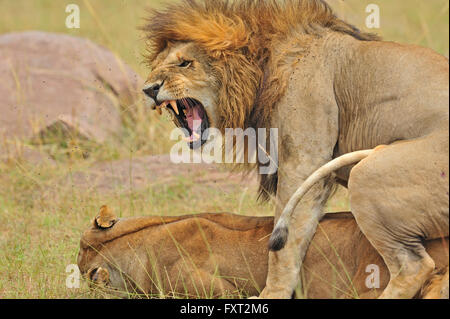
[259,177,334,298]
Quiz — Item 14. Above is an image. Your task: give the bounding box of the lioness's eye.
[178,60,192,68]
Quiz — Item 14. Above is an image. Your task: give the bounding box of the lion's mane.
[143,0,379,199]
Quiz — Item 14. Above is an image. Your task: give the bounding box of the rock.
[0,31,143,159]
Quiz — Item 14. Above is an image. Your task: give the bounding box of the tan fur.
[78,209,272,298]
[77,209,448,299]
[271,150,373,250]
[143,0,449,299]
[420,267,449,299]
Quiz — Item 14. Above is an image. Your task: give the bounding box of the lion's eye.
[178,60,192,68]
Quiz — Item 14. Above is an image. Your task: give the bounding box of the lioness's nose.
[143,83,161,102]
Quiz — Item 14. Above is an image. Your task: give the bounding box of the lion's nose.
[143,83,161,103]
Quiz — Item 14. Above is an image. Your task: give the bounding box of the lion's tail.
[268,149,374,251]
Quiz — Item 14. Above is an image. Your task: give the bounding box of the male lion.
[77,206,449,298]
[142,0,449,298]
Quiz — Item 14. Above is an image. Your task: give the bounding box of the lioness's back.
[302,212,449,298]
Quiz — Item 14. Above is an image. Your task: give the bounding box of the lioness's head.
[77,206,150,296]
[77,206,122,293]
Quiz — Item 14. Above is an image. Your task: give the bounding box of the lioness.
[77,206,449,299]
[142,0,449,298]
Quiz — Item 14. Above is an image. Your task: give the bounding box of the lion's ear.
[94,205,117,229]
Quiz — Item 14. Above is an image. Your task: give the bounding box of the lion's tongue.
[186,106,202,140]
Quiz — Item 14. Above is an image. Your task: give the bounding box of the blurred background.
[1,0,448,75]
[0,0,448,298]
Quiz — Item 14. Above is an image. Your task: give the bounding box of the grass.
[0,0,448,299]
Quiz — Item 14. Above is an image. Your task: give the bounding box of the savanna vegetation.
[0,0,447,298]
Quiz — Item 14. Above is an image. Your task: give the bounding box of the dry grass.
[0,0,448,298]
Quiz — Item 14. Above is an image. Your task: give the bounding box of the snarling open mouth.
[156,98,209,149]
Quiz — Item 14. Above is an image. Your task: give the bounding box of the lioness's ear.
[94,205,117,229]
[88,267,109,286]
